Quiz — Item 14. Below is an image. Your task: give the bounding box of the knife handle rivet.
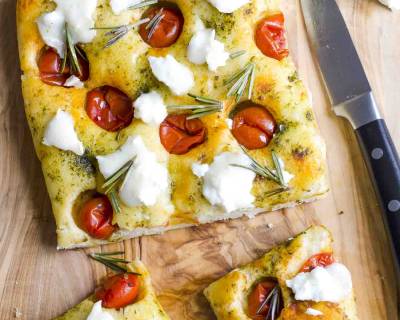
[371,148,384,160]
[388,200,400,213]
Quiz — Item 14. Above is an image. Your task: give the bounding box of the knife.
[301,0,400,275]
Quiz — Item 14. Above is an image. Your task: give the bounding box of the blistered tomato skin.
[300,252,335,273]
[232,105,276,150]
[79,195,116,239]
[139,6,184,48]
[96,273,140,309]
[255,13,289,61]
[247,281,281,320]
[159,115,207,155]
[38,46,89,86]
[86,86,134,132]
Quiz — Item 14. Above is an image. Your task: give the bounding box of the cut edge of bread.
[58,192,328,250]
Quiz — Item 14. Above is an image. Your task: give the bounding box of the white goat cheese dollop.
[37,0,97,57]
[192,152,256,212]
[134,91,167,126]
[148,55,194,96]
[187,20,229,71]
[207,0,250,13]
[286,263,353,303]
[86,301,114,320]
[43,110,85,156]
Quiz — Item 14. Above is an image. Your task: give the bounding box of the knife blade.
[301,0,400,279]
[300,0,381,129]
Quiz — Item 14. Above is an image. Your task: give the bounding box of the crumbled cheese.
[43,110,85,155]
[119,136,169,207]
[36,0,97,57]
[109,0,141,14]
[194,152,256,212]
[379,0,400,9]
[286,263,353,303]
[133,91,167,126]
[87,301,114,320]
[64,75,84,88]
[305,308,323,316]
[192,162,210,178]
[187,20,229,72]
[97,135,138,179]
[207,0,250,13]
[148,55,194,96]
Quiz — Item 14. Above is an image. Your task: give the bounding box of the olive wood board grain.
[0,0,399,319]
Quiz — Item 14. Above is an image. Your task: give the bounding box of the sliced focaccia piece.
[204,226,358,320]
[54,258,169,320]
[17,0,328,248]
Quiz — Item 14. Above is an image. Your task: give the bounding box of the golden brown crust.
[17,0,329,248]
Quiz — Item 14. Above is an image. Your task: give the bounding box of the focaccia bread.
[54,259,170,320]
[16,0,328,248]
[204,226,358,320]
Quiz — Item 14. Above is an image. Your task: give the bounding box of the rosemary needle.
[225,62,256,102]
[61,23,82,76]
[92,18,150,48]
[89,252,141,275]
[167,94,223,120]
[146,8,165,40]
[128,0,158,10]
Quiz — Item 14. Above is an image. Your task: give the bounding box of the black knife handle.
[356,119,400,273]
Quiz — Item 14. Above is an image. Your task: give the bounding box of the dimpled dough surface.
[16,0,328,248]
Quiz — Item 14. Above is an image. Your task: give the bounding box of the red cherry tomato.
[79,196,116,239]
[255,13,289,61]
[139,5,184,48]
[248,281,281,320]
[159,115,207,155]
[232,105,276,150]
[38,46,89,86]
[300,253,335,273]
[95,273,140,309]
[86,86,134,131]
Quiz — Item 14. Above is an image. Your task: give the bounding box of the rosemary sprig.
[255,285,281,320]
[128,0,158,10]
[225,62,256,102]
[229,50,246,59]
[61,24,83,76]
[146,8,165,40]
[167,93,223,120]
[232,148,290,194]
[102,159,135,213]
[89,252,141,275]
[92,18,149,48]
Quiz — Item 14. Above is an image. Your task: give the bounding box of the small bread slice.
[54,260,170,320]
[204,226,358,320]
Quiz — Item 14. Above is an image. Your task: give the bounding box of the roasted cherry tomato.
[95,273,140,309]
[38,46,89,86]
[300,253,335,273]
[86,86,134,131]
[159,115,207,155]
[139,5,184,48]
[79,195,116,239]
[255,13,289,61]
[248,280,282,320]
[232,105,276,150]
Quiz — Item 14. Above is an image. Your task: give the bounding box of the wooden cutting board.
[0,0,399,319]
